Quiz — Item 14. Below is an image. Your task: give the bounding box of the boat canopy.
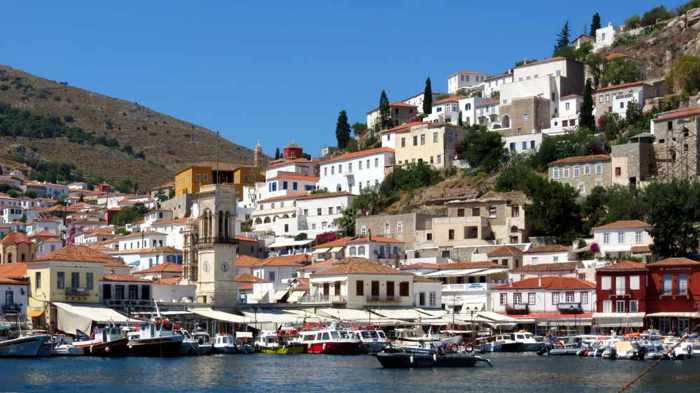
[188,307,250,324]
[370,307,436,321]
[315,308,400,325]
[53,302,139,335]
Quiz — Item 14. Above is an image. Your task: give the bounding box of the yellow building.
[174,162,264,197]
[26,246,116,330]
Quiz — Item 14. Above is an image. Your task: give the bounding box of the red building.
[646,258,700,335]
[594,260,647,331]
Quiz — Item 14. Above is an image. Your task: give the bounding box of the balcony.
[299,294,346,305]
[1,303,21,314]
[442,283,491,292]
[557,302,583,314]
[65,287,90,297]
[366,295,400,304]
[505,303,529,315]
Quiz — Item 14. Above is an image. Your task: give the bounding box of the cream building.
[381,122,464,169]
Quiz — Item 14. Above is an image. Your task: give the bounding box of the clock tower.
[192,183,238,307]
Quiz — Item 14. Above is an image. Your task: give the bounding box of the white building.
[251,194,300,237]
[344,236,404,261]
[317,148,394,195]
[401,92,444,115]
[413,276,442,309]
[115,231,168,251]
[426,96,460,125]
[490,276,596,316]
[74,227,115,245]
[0,277,28,319]
[504,133,544,154]
[483,72,514,98]
[593,23,618,52]
[148,218,188,251]
[108,246,183,271]
[447,71,488,94]
[592,220,654,259]
[235,254,307,303]
[0,207,23,224]
[546,94,583,135]
[522,244,571,265]
[296,192,354,239]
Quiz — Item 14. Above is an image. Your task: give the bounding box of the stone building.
[548,154,611,196]
[0,232,35,264]
[652,106,700,180]
[610,134,655,187]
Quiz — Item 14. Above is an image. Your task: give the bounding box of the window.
[396,222,403,233]
[328,207,333,215]
[331,166,335,175]
[429,292,437,306]
[663,274,672,295]
[57,272,65,289]
[616,276,626,295]
[436,155,441,164]
[488,206,497,218]
[613,300,627,314]
[348,246,356,256]
[128,285,139,300]
[360,226,367,236]
[635,231,643,243]
[86,273,94,290]
[617,232,625,243]
[448,229,455,240]
[359,160,363,170]
[334,281,341,296]
[595,163,603,175]
[457,208,465,217]
[433,132,438,143]
[581,292,588,304]
[630,276,640,290]
[141,285,150,300]
[511,206,520,218]
[552,292,560,305]
[563,168,570,178]
[584,165,591,176]
[513,293,522,304]
[464,226,478,239]
[552,168,560,179]
[472,208,480,216]
[573,166,580,178]
[426,232,433,241]
[71,272,80,289]
[500,293,507,305]
[358,246,366,255]
[679,274,688,295]
[317,208,322,216]
[565,291,574,302]
[354,280,364,296]
[419,292,426,306]
[601,276,611,290]
[528,293,536,305]
[35,272,41,289]
[413,136,418,146]
[396,281,409,297]
[603,232,610,244]
[386,281,395,297]
[115,285,125,300]
[420,134,425,145]
[103,284,112,300]
[401,138,406,148]
[629,300,639,312]
[384,222,391,234]
[603,300,612,313]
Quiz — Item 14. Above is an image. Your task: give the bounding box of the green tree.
[338,207,357,237]
[457,111,463,127]
[274,148,281,160]
[379,90,391,130]
[115,178,136,193]
[600,58,642,86]
[335,110,352,149]
[553,21,571,55]
[666,55,700,95]
[590,12,601,36]
[580,79,595,130]
[644,180,699,258]
[423,78,433,114]
[625,15,641,29]
[351,122,368,137]
[111,204,148,226]
[641,6,672,27]
[528,128,607,171]
[457,126,506,173]
[381,161,443,194]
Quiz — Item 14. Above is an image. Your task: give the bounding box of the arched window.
[349,247,356,256]
[465,103,472,111]
[255,217,262,224]
[7,253,12,263]
[358,246,366,256]
[263,217,271,224]
[218,211,224,240]
[501,115,511,128]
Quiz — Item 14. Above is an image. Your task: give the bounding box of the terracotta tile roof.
[33,246,119,264]
[496,276,595,290]
[267,158,315,170]
[234,235,259,243]
[313,236,354,250]
[650,258,700,267]
[513,262,581,273]
[525,244,570,254]
[102,274,151,283]
[153,277,185,285]
[413,274,441,283]
[347,236,404,245]
[296,192,353,201]
[291,277,309,291]
[382,121,427,134]
[108,246,180,256]
[235,255,265,267]
[0,232,32,246]
[320,147,394,165]
[30,230,58,239]
[434,95,462,105]
[439,261,505,270]
[549,154,610,166]
[389,101,417,108]
[0,277,28,285]
[399,262,442,271]
[593,220,650,230]
[259,192,308,203]
[595,81,647,93]
[312,258,411,276]
[263,254,309,267]
[132,263,184,274]
[0,263,28,279]
[298,259,338,272]
[631,245,652,253]
[270,171,319,182]
[233,273,268,287]
[487,246,523,257]
[654,106,700,122]
[597,260,648,272]
[151,218,188,226]
[83,227,114,237]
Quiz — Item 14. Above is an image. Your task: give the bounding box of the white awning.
[330,247,344,252]
[593,312,646,328]
[53,302,139,335]
[416,308,448,318]
[469,268,509,276]
[476,311,520,323]
[282,308,334,322]
[286,291,305,303]
[317,307,376,321]
[188,307,250,323]
[646,312,700,318]
[269,239,313,248]
[272,290,288,302]
[312,248,329,254]
[370,307,435,321]
[425,268,484,277]
[241,310,303,324]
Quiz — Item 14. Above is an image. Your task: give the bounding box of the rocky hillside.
[0,65,260,190]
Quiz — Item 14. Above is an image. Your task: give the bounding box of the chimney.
[538,274,542,287]
[368,228,372,241]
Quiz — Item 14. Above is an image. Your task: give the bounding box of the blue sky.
[0,0,686,157]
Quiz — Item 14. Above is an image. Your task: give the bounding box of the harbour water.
[2,354,699,392]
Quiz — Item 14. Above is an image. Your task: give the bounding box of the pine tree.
[590,13,601,37]
[554,21,571,55]
[579,79,595,130]
[274,148,281,160]
[335,110,352,149]
[379,90,391,130]
[457,111,463,127]
[423,78,433,114]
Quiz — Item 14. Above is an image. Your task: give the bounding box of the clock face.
[221,263,229,272]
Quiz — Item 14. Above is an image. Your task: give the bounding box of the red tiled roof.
[651,258,700,267]
[83,227,114,237]
[413,274,441,283]
[152,218,188,226]
[0,263,28,279]
[497,276,595,290]
[631,245,651,253]
[102,274,151,283]
[298,259,338,272]
[263,254,309,267]
[33,246,120,264]
[549,154,610,166]
[382,121,427,135]
[389,101,417,108]
[595,81,647,93]
[30,230,58,239]
[593,220,650,230]
[434,95,462,105]
[313,236,354,250]
[597,260,648,272]
[234,235,259,243]
[0,232,32,246]
[233,272,268,290]
[399,261,504,271]
[320,147,394,165]
[525,244,570,254]
[347,236,404,245]
[0,277,28,285]
[132,263,183,274]
[514,56,570,68]
[267,158,315,170]
[312,258,411,276]
[654,106,700,122]
[399,262,442,271]
[270,171,319,182]
[487,246,523,257]
[514,262,581,273]
[236,255,264,267]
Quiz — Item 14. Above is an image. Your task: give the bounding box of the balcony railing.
[557,302,583,314]
[366,295,400,303]
[505,303,529,315]
[65,287,90,297]
[1,303,21,314]
[442,283,491,292]
[299,294,346,305]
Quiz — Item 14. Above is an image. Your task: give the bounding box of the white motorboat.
[213,334,238,354]
[0,334,51,357]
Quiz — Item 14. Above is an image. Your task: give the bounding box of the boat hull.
[259,344,306,354]
[76,338,130,357]
[128,337,183,357]
[376,352,480,368]
[359,341,388,354]
[0,335,50,358]
[306,341,360,355]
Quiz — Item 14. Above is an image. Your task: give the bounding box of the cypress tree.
[423,78,433,114]
[379,90,391,130]
[554,21,571,55]
[580,79,595,130]
[457,111,463,127]
[335,110,352,149]
[590,13,601,37]
[274,148,281,160]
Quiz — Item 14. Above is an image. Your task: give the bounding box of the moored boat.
[255,330,305,354]
[0,334,51,358]
[376,347,492,369]
[127,318,183,357]
[73,326,129,356]
[297,327,361,355]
